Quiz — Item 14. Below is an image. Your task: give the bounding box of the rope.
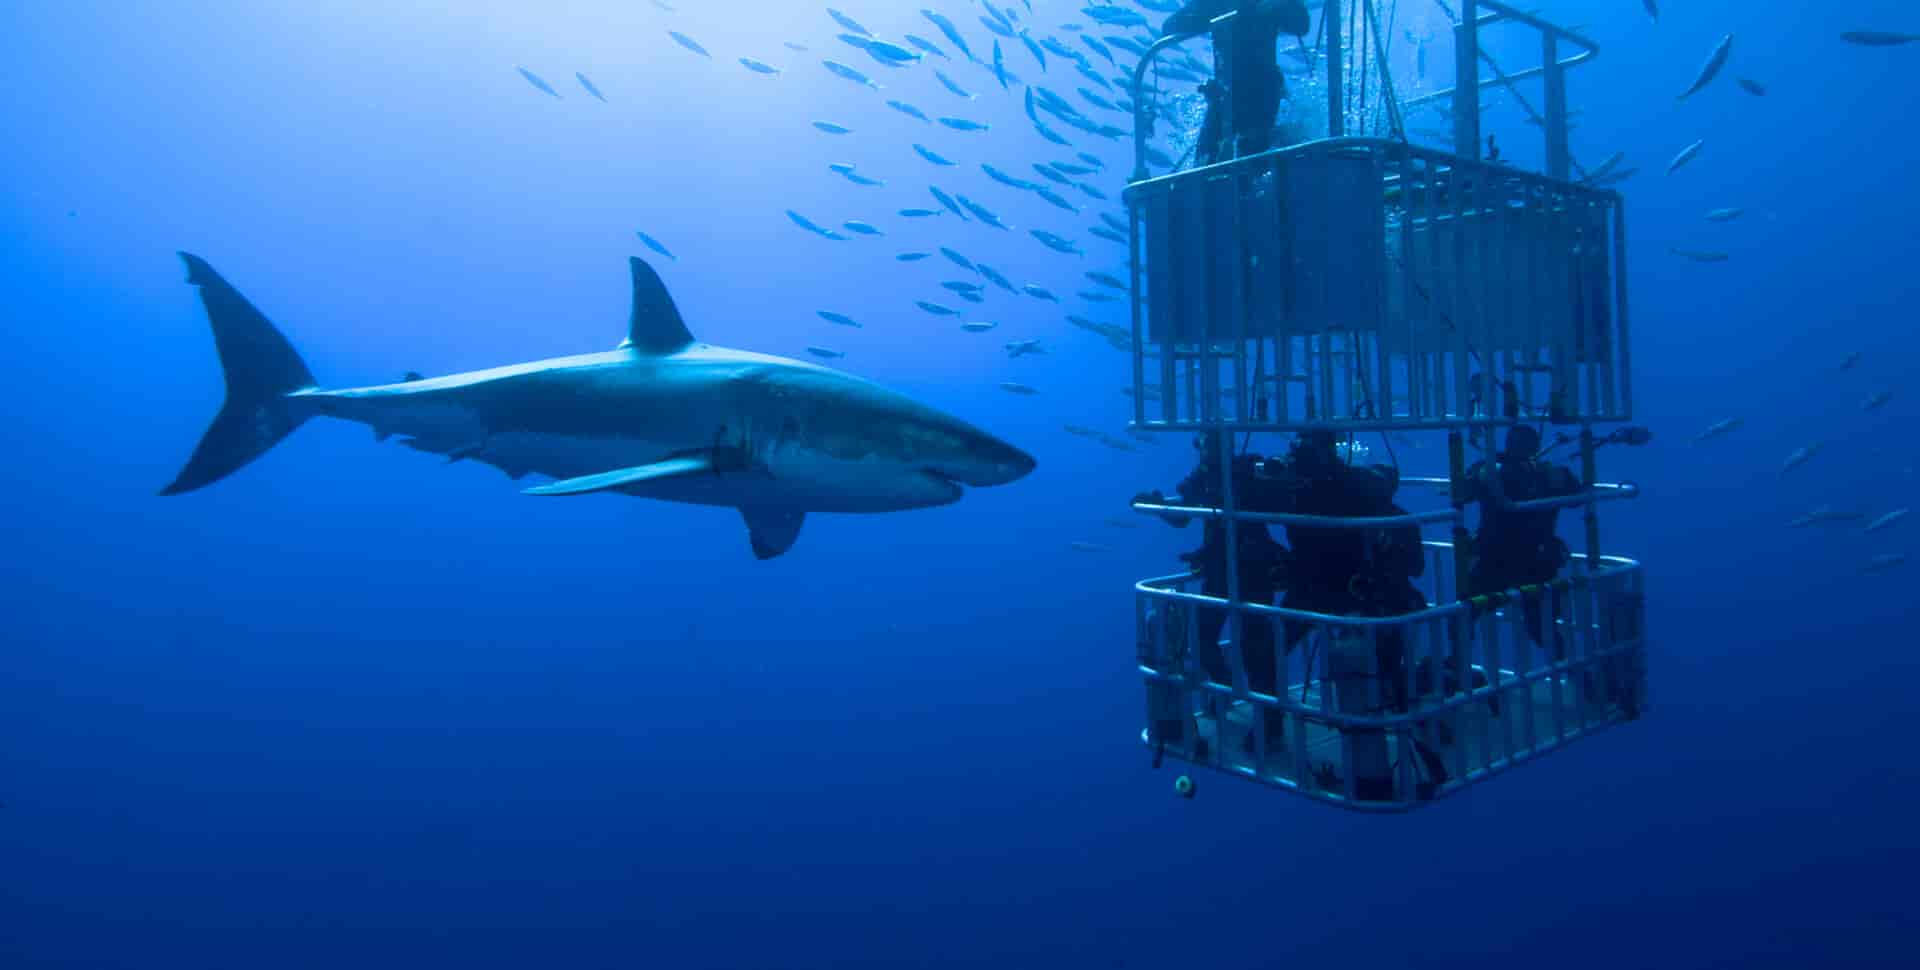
[1365,0,1409,140]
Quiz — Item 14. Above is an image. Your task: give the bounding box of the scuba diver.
[1138,429,1445,798]
[1161,0,1313,164]
[1249,430,1439,799]
[1135,433,1291,703]
[1249,431,1426,662]
[1461,419,1648,719]
[1461,423,1584,654]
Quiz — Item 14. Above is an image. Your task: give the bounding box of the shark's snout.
[932,434,1036,488]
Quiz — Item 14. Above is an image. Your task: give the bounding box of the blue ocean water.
[3,1,1917,967]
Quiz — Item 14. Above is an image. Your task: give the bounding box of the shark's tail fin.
[160,253,319,496]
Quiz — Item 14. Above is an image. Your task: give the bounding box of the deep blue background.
[3,1,1916,967]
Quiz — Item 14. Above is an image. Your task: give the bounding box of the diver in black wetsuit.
[1135,433,1291,708]
[1161,0,1313,164]
[1461,424,1584,654]
[1247,430,1438,798]
[1249,431,1427,676]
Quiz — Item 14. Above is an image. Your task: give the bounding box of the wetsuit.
[1247,452,1427,712]
[1463,452,1582,653]
[1145,453,1290,697]
[1163,0,1312,163]
[1247,443,1442,798]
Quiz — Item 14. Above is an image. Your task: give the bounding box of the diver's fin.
[740,507,805,560]
[523,455,712,496]
[160,253,320,495]
[619,256,694,354]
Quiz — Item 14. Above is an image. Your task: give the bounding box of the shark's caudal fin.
[159,253,319,496]
[620,256,695,354]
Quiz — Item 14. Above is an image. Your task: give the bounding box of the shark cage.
[1122,0,1647,811]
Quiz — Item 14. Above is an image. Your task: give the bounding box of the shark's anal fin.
[522,455,713,496]
[740,507,805,560]
[620,256,695,354]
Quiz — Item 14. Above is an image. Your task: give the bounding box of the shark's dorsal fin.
[621,256,694,354]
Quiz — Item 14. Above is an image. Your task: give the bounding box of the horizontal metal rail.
[1133,500,1461,531]
[1401,477,1641,510]
[1137,634,1643,731]
[1127,135,1617,202]
[1133,481,1638,529]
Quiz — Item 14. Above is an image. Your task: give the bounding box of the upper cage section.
[1123,0,1627,434]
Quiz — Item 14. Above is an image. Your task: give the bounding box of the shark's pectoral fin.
[740,507,805,560]
[522,455,713,496]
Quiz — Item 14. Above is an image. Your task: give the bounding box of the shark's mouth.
[920,468,967,502]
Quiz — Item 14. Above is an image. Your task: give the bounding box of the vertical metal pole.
[1542,33,1570,181]
[1448,431,1472,598]
[1612,201,1634,418]
[1216,429,1244,695]
[1129,193,1146,428]
[1453,0,1479,159]
[1212,12,1238,160]
[1326,0,1345,138]
[1580,424,1602,573]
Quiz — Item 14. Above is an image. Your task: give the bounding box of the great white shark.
[161,253,1036,558]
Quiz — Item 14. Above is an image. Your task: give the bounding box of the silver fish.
[889,100,932,122]
[1031,229,1082,255]
[822,59,881,89]
[1781,443,1822,475]
[914,144,957,166]
[1671,247,1729,263]
[1863,508,1909,534]
[1677,34,1732,101]
[1668,139,1704,175]
[1840,31,1920,46]
[906,35,950,60]
[668,31,711,58]
[828,8,871,37]
[1693,417,1741,443]
[635,231,674,261]
[515,66,561,98]
[935,69,975,99]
